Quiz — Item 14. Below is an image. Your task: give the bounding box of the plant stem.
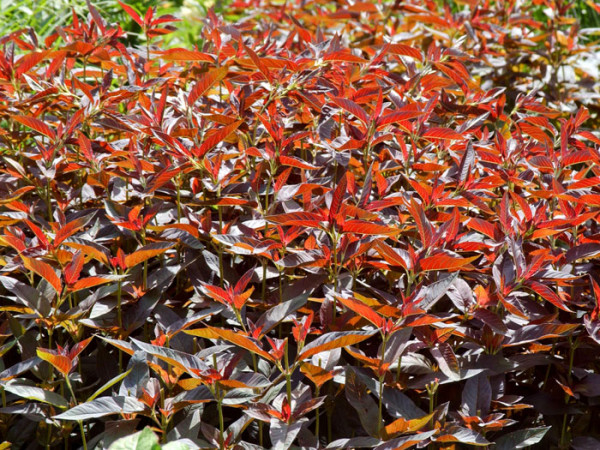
[217,385,225,450]
[116,274,123,372]
[315,386,321,443]
[284,342,292,413]
[65,376,87,450]
[378,335,388,434]
[561,336,577,447]
[46,180,52,221]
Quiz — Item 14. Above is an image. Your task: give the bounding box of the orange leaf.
[185,326,275,362]
[70,277,114,293]
[388,43,423,61]
[422,127,463,141]
[527,280,572,312]
[22,257,62,293]
[336,295,385,328]
[157,48,214,62]
[419,254,478,272]
[298,330,374,361]
[267,212,324,227]
[195,120,243,157]
[12,115,56,140]
[300,363,334,388]
[124,242,174,269]
[36,349,71,376]
[342,220,398,236]
[188,66,228,105]
[331,97,369,125]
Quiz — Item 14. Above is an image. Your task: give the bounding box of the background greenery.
[2,0,597,49]
[0,0,231,48]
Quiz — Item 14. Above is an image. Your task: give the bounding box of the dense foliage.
[1,0,600,448]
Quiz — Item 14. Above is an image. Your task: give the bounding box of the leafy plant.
[0,0,599,448]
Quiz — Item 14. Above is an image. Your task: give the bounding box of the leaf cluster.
[0,0,599,449]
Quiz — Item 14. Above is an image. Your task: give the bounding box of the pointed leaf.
[4,380,68,408]
[298,330,375,360]
[336,295,385,328]
[54,396,145,420]
[36,349,71,376]
[22,257,62,293]
[419,254,477,272]
[331,97,369,124]
[185,326,275,362]
[12,115,55,140]
[125,242,174,269]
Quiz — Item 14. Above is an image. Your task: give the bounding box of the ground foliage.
[0,0,600,448]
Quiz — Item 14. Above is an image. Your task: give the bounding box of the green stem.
[46,180,52,221]
[116,274,123,372]
[284,343,292,417]
[561,336,577,447]
[261,259,267,302]
[65,376,87,450]
[217,386,225,450]
[139,225,149,291]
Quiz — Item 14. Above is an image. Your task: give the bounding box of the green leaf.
[108,427,161,450]
[87,369,132,402]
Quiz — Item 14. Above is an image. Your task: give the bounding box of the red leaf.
[64,252,84,285]
[70,277,114,293]
[374,241,411,271]
[419,254,478,272]
[266,212,324,228]
[241,42,273,83]
[188,67,228,105]
[298,331,374,360]
[157,48,214,62]
[526,280,572,312]
[202,284,231,305]
[322,51,368,63]
[118,0,143,26]
[422,127,463,141]
[54,216,90,247]
[278,155,318,170]
[186,326,275,362]
[331,97,369,125]
[36,349,71,376]
[12,115,56,140]
[234,268,255,296]
[329,173,347,222]
[388,43,423,61]
[336,295,385,328]
[195,120,243,157]
[407,199,433,247]
[22,257,62,293]
[342,220,398,236]
[69,337,93,360]
[16,50,51,78]
[146,167,181,194]
[376,110,423,129]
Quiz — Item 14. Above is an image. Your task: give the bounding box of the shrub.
[0,0,599,448]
